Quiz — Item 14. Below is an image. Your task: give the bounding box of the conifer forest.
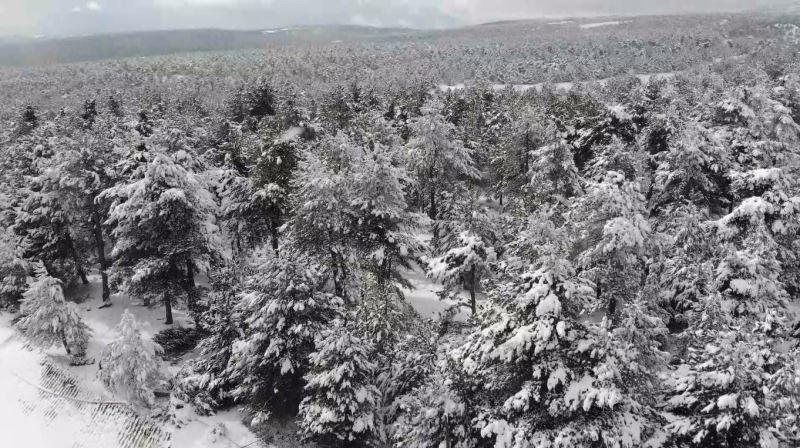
[1,8,800,448]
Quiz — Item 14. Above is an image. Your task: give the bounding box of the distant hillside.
[0,26,416,67]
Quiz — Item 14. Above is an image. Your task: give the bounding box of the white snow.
[580,20,632,29]
[0,273,262,448]
[437,71,676,94]
[399,260,467,320]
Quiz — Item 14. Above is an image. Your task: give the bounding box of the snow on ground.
[438,71,676,94]
[0,274,263,448]
[580,20,632,29]
[399,228,472,322]
[0,315,74,448]
[399,261,468,321]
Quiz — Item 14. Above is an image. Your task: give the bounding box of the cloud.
[0,0,796,37]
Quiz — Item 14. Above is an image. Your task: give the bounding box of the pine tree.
[288,134,358,298]
[250,133,301,255]
[428,231,496,315]
[349,141,421,286]
[570,167,650,323]
[16,264,91,358]
[298,319,381,446]
[176,263,245,414]
[13,137,89,283]
[527,140,583,206]
[0,229,28,310]
[406,97,480,220]
[245,78,276,121]
[391,345,473,448]
[226,251,343,422]
[98,310,164,407]
[53,119,124,306]
[454,256,661,447]
[492,105,555,203]
[662,298,800,447]
[101,133,222,324]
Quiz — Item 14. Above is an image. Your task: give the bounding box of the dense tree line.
[2,30,800,448]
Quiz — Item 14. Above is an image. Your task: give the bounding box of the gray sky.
[0,0,793,37]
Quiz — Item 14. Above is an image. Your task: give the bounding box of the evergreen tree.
[13,136,89,283]
[405,97,480,220]
[349,141,421,286]
[428,231,496,315]
[101,133,222,324]
[492,105,555,204]
[250,132,301,255]
[0,230,28,310]
[662,298,800,447]
[176,263,245,414]
[16,264,91,359]
[226,251,343,422]
[298,319,381,446]
[54,120,123,306]
[288,134,359,298]
[98,310,164,407]
[454,256,660,447]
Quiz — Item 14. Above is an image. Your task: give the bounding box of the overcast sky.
[0,0,793,37]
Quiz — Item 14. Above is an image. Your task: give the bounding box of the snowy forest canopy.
[1,11,800,448]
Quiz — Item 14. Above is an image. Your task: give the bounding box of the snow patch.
[580,20,632,29]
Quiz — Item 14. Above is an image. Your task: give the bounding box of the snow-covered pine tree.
[390,351,472,448]
[250,130,301,255]
[527,140,583,206]
[100,130,222,324]
[298,318,381,446]
[176,263,246,414]
[454,254,662,447]
[570,166,650,323]
[0,229,28,310]
[662,297,800,447]
[650,122,732,215]
[226,250,343,422]
[406,97,480,221]
[52,119,124,306]
[13,132,90,283]
[98,310,164,407]
[428,230,496,315]
[288,133,359,298]
[492,105,556,204]
[350,141,421,286]
[389,305,478,448]
[16,264,91,359]
[208,119,265,255]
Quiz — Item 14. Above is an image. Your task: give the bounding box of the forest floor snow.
[0,273,263,448]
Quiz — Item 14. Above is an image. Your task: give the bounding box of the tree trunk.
[92,208,110,305]
[428,186,437,220]
[66,231,89,285]
[61,332,71,355]
[330,249,342,299]
[444,415,451,448]
[270,219,280,255]
[186,259,197,319]
[186,259,195,289]
[164,291,173,325]
[164,262,175,325]
[469,265,477,316]
[77,267,89,285]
